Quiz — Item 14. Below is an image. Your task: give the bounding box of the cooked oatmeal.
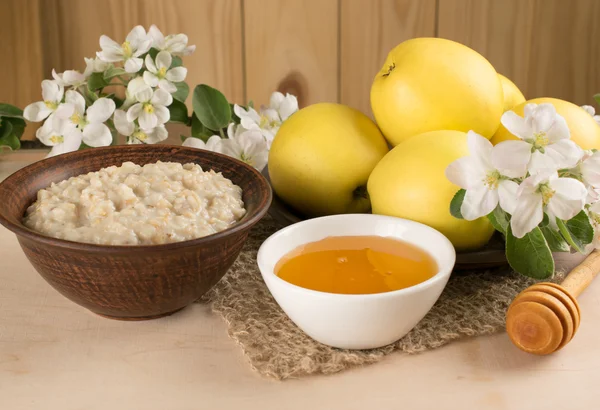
[23,161,246,245]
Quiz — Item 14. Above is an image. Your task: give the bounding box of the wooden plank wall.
[3,0,599,141]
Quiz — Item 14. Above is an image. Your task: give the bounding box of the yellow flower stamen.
[133,130,148,142]
[49,135,64,144]
[121,41,133,58]
[44,101,58,110]
[533,131,549,148]
[157,67,167,79]
[70,112,87,128]
[143,103,154,114]
[538,183,555,205]
[259,114,278,129]
[483,170,501,190]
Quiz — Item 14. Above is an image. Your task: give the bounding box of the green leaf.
[487,206,509,235]
[248,100,254,109]
[148,48,159,60]
[192,84,231,131]
[171,56,183,68]
[540,226,570,252]
[168,99,189,124]
[449,189,466,219]
[103,66,126,81]
[556,211,594,253]
[0,103,24,119]
[87,72,109,91]
[172,82,190,103]
[5,117,25,139]
[594,93,600,106]
[0,121,20,150]
[506,225,554,279]
[540,213,549,227]
[191,114,216,142]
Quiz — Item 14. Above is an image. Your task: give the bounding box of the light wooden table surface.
[2,152,600,410]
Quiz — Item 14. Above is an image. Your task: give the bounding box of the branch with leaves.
[447,102,600,278]
[0,25,298,171]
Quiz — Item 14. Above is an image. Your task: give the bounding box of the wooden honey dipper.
[506,249,600,355]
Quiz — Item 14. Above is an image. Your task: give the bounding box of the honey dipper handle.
[561,250,600,297]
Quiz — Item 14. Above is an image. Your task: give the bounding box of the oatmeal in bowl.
[0,145,271,320]
[24,161,246,245]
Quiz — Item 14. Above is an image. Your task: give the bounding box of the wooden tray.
[262,169,508,270]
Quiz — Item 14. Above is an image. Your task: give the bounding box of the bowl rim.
[0,144,272,252]
[257,213,456,300]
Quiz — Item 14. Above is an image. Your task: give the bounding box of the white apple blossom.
[510,170,587,238]
[126,87,172,129]
[493,103,583,175]
[61,91,116,147]
[581,105,600,126]
[23,80,73,122]
[445,131,521,220]
[113,109,168,144]
[219,123,268,171]
[234,92,298,147]
[148,25,196,56]
[182,135,223,151]
[97,25,151,73]
[36,115,82,157]
[143,51,187,93]
[121,77,151,110]
[52,69,86,88]
[578,150,600,187]
[83,57,110,78]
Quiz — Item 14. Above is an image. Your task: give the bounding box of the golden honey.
[275,236,438,295]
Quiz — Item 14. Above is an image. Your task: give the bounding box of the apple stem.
[353,185,369,200]
[382,62,396,77]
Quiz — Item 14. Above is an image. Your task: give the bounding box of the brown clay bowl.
[0,145,271,320]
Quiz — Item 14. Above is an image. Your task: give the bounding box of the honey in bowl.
[275,236,438,295]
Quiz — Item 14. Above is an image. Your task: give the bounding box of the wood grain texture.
[438,0,600,106]
[0,145,271,319]
[340,0,436,116]
[0,0,45,140]
[244,0,339,108]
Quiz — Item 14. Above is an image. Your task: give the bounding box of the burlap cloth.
[200,216,542,380]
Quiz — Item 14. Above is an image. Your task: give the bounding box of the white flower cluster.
[182,91,298,171]
[446,103,600,244]
[24,25,194,156]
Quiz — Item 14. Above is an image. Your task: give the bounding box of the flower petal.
[82,123,112,147]
[581,151,600,187]
[182,137,206,149]
[205,135,223,151]
[278,94,299,120]
[545,140,583,169]
[549,177,588,202]
[165,66,187,82]
[158,79,177,93]
[461,187,498,220]
[86,98,115,123]
[127,103,143,122]
[139,111,157,129]
[126,25,148,45]
[143,71,160,87]
[491,140,531,176]
[445,157,486,190]
[498,180,519,214]
[65,90,86,115]
[54,102,75,120]
[145,125,168,144]
[510,191,544,238]
[144,54,157,73]
[501,111,532,140]
[156,51,172,70]
[531,103,557,134]
[124,57,143,73]
[546,113,570,142]
[114,109,134,136]
[24,101,52,122]
[153,105,170,124]
[41,80,62,103]
[151,89,173,106]
[148,25,165,48]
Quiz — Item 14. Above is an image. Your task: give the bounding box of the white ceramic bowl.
[257,214,456,350]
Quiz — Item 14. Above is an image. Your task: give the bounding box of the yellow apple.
[368,130,494,251]
[370,37,504,146]
[498,74,526,111]
[268,103,389,217]
[491,97,600,150]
